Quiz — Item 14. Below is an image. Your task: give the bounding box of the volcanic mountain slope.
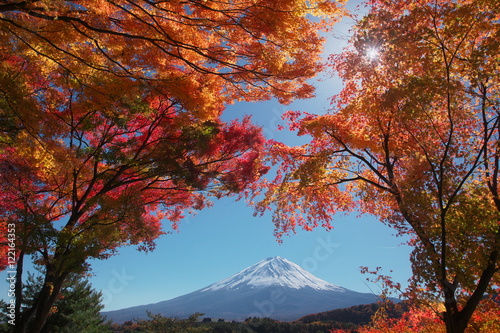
[103,256,381,322]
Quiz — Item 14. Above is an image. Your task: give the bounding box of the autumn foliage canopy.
[255,0,500,332]
[0,1,345,332]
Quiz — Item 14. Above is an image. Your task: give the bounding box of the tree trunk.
[13,267,68,333]
[444,308,468,333]
[442,248,499,333]
[29,272,66,333]
[13,252,25,333]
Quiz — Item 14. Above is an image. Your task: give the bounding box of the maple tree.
[0,0,343,109]
[0,222,9,271]
[0,1,346,333]
[1,83,268,333]
[329,297,500,333]
[254,1,500,333]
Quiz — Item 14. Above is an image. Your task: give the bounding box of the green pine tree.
[9,273,111,333]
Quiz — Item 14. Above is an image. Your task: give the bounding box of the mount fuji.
[103,256,381,322]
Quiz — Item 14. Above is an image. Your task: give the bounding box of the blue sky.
[1,0,414,313]
[90,196,412,311]
[87,2,414,311]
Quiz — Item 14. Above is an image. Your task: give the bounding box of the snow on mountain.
[103,256,380,322]
[202,256,344,292]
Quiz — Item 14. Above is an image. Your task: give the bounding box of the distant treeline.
[109,314,356,333]
[107,302,410,333]
[298,301,410,326]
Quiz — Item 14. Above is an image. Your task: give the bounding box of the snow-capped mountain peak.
[202,256,344,292]
[104,256,382,322]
